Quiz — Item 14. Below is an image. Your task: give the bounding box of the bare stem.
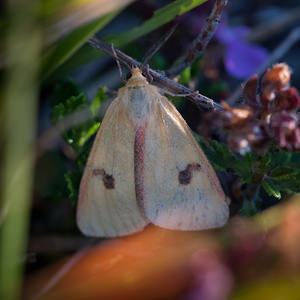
[88,37,223,111]
[166,0,228,77]
[227,26,300,106]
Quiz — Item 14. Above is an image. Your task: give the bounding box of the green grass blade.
[105,0,208,46]
[40,9,121,80]
[0,2,41,300]
[49,0,208,77]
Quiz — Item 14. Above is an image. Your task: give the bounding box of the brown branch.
[88,37,223,111]
[166,0,228,77]
[227,26,300,106]
[36,36,224,160]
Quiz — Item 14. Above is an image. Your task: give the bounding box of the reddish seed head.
[243,74,259,108]
[270,113,300,150]
[274,87,300,112]
[262,63,291,90]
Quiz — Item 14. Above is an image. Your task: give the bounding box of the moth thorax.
[126,68,148,87]
[128,87,150,120]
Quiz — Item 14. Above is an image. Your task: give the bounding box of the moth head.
[126,68,148,87]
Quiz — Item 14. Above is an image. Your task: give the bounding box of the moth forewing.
[140,88,229,230]
[77,68,229,237]
[77,81,149,237]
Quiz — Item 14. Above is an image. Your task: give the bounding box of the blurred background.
[1,0,300,299]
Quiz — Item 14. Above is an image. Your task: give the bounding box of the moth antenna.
[111,43,127,83]
[141,24,178,70]
[145,64,153,83]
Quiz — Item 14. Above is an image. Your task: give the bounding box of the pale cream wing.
[143,93,229,230]
[77,97,149,237]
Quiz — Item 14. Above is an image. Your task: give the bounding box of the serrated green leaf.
[65,171,81,204]
[52,78,81,106]
[51,92,88,123]
[275,173,300,194]
[234,152,255,183]
[78,122,100,147]
[195,136,256,181]
[270,167,300,181]
[260,153,271,168]
[75,142,93,170]
[261,178,281,199]
[270,149,291,169]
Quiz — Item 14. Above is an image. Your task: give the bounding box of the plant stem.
[0,0,41,299]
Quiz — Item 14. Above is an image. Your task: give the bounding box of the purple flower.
[215,22,269,79]
[187,6,269,79]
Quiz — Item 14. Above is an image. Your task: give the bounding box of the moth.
[77,68,229,237]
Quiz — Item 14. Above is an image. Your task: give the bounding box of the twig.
[37,36,224,159]
[227,27,300,106]
[88,37,223,111]
[166,0,228,77]
[141,24,178,68]
[247,7,300,43]
[36,107,95,159]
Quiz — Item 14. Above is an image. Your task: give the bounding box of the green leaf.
[51,92,88,123]
[269,149,291,169]
[65,171,81,204]
[51,0,208,76]
[41,9,121,80]
[104,0,208,47]
[204,81,228,98]
[261,178,281,199]
[270,167,300,181]
[178,66,191,85]
[234,152,256,183]
[241,200,258,217]
[75,142,93,170]
[291,152,300,168]
[52,77,81,106]
[78,122,100,147]
[90,88,107,117]
[275,173,300,194]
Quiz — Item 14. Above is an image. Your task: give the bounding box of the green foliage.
[51,79,107,202]
[195,134,300,206]
[41,9,121,80]
[53,0,208,77]
[105,0,208,47]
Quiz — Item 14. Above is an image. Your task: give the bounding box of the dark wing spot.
[92,168,115,189]
[178,163,201,185]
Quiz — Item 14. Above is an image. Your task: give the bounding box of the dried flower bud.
[227,122,271,154]
[243,74,259,108]
[222,102,254,128]
[204,63,299,153]
[262,63,291,90]
[260,63,292,109]
[274,87,300,112]
[270,113,300,150]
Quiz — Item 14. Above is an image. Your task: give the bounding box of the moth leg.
[111,44,127,84]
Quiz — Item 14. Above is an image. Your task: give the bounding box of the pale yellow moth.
[77,68,229,237]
